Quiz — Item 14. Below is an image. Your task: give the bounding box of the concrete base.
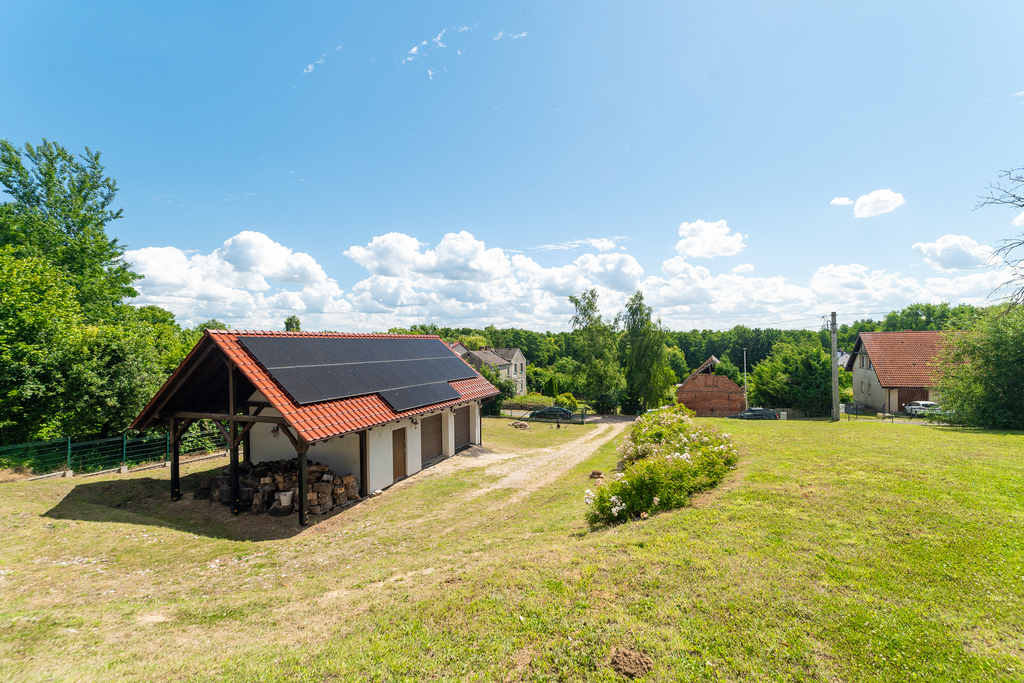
[118,465,129,474]
[63,470,74,478]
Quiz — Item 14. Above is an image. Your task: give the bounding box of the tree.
[0,139,138,318]
[748,341,850,415]
[664,346,689,381]
[479,365,517,406]
[934,304,1024,429]
[621,291,675,411]
[284,315,301,332]
[712,356,744,387]
[978,167,1024,306]
[0,248,82,443]
[568,289,624,405]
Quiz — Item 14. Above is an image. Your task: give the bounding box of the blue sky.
[3,1,1023,332]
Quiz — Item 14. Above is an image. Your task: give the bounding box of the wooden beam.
[277,424,300,450]
[142,341,217,428]
[159,411,287,424]
[232,420,257,450]
[174,418,196,442]
[297,441,309,527]
[170,417,181,501]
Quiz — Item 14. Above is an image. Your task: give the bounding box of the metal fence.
[0,429,227,475]
[495,405,589,425]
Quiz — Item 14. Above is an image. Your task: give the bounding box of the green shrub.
[584,404,737,525]
[554,393,578,411]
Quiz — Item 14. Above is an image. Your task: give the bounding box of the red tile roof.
[133,330,499,443]
[845,331,943,388]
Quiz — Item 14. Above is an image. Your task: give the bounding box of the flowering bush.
[585,404,738,525]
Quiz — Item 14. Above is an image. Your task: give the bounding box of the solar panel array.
[238,336,476,412]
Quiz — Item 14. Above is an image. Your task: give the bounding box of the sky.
[2,1,1023,333]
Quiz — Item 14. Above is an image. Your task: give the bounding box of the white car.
[905,400,938,416]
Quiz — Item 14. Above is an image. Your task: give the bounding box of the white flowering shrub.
[585,404,738,526]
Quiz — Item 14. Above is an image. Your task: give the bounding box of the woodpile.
[509,421,530,430]
[192,459,360,516]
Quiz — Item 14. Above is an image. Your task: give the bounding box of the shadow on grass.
[42,464,310,541]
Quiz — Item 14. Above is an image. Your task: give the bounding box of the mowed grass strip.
[0,420,1021,681]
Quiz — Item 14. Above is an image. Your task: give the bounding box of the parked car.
[726,407,780,420]
[905,401,939,416]
[528,406,573,420]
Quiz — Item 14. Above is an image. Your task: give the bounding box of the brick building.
[676,356,746,417]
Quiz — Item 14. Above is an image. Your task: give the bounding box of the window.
[868,359,872,370]
[868,383,872,395]
[860,355,864,369]
[860,381,863,393]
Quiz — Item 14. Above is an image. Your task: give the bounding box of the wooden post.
[228,362,241,515]
[242,406,252,465]
[358,429,368,497]
[170,417,181,501]
[298,442,309,526]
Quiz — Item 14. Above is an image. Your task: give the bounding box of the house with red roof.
[131,330,499,525]
[844,331,943,414]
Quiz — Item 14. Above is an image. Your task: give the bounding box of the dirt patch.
[138,613,172,625]
[462,422,627,508]
[610,647,653,679]
[0,467,33,484]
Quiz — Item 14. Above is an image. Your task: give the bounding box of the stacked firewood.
[193,459,360,515]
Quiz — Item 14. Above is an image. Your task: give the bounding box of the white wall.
[366,416,423,492]
[851,355,886,412]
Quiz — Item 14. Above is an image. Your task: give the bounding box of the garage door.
[454,406,471,449]
[421,414,443,460]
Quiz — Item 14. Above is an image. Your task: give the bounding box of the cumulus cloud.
[1013,210,1024,227]
[129,228,1009,333]
[912,234,994,271]
[674,220,746,258]
[854,189,905,218]
[126,231,351,329]
[830,197,853,206]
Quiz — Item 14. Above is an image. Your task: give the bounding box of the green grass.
[0,419,1021,681]
[482,415,599,453]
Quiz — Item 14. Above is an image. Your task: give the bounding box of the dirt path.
[455,421,627,507]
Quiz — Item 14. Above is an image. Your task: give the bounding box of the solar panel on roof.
[238,336,478,410]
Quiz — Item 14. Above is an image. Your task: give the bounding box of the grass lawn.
[482,415,599,453]
[0,419,1022,681]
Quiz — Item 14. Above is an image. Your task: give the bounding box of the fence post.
[66,437,72,470]
[122,434,127,465]
[165,432,170,461]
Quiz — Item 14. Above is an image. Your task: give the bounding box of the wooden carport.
[132,329,500,526]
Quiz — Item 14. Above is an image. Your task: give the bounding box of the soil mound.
[610,647,653,679]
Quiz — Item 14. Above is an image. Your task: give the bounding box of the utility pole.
[743,347,748,410]
[831,311,840,422]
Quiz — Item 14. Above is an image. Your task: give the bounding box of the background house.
[464,346,528,396]
[676,356,745,417]
[844,330,942,413]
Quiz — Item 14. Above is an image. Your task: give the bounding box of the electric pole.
[743,347,748,410]
[831,311,840,421]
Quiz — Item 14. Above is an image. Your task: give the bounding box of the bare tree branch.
[977,167,1024,307]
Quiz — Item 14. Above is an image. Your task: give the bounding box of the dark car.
[726,407,779,420]
[529,406,573,420]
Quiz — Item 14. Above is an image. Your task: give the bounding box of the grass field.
[0,419,1022,681]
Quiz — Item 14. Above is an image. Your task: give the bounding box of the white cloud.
[408,46,419,55]
[1013,210,1024,227]
[853,189,905,218]
[302,64,314,73]
[493,31,504,40]
[511,32,529,39]
[129,228,1010,333]
[433,30,446,48]
[532,237,624,252]
[428,69,435,80]
[830,197,853,206]
[912,234,994,271]
[125,232,351,329]
[674,220,746,258]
